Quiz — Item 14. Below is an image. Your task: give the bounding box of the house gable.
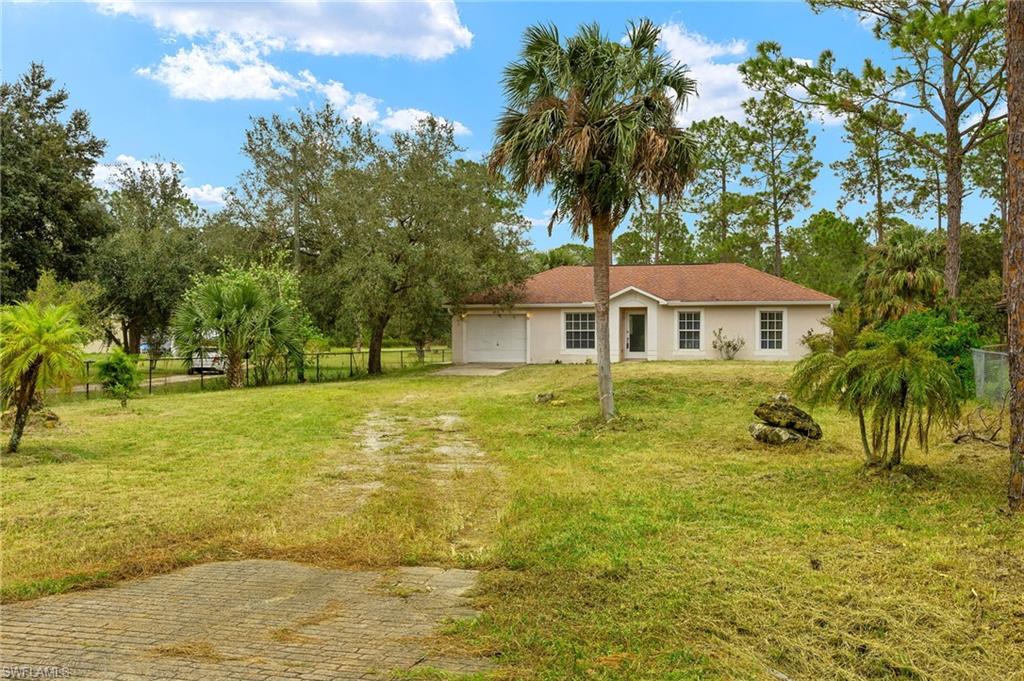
[609,285,667,304]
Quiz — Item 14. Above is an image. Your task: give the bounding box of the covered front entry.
[624,311,647,360]
[463,314,527,363]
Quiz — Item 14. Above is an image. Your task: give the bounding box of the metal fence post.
[400,350,404,369]
[316,353,321,382]
[200,368,204,390]
[148,360,153,395]
[349,352,354,377]
[85,361,91,399]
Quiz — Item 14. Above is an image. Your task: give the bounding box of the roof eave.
[459,298,838,308]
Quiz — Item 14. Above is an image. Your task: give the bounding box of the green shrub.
[96,349,140,408]
[881,309,985,396]
[959,272,1007,343]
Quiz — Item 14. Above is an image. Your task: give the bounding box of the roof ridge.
[546,262,750,269]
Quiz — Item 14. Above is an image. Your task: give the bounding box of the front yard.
[2,362,1020,679]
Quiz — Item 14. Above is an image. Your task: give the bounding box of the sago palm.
[172,273,302,388]
[490,19,699,419]
[0,302,85,453]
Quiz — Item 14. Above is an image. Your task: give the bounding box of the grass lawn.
[2,362,1021,679]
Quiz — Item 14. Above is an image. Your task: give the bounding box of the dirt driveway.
[0,404,497,680]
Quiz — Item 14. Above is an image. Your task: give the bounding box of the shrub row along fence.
[73,348,450,401]
[972,346,1010,404]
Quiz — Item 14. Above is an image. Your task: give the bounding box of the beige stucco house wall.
[452,264,838,364]
[451,294,834,364]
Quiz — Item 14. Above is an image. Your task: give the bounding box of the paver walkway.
[1,405,498,680]
[1,560,491,680]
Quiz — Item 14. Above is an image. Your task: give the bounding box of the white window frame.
[755,308,787,354]
[562,310,597,354]
[674,308,704,354]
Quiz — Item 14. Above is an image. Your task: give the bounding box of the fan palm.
[1,302,85,453]
[490,19,699,419]
[171,273,302,389]
[857,228,944,321]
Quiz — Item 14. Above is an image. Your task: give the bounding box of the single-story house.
[451,263,838,364]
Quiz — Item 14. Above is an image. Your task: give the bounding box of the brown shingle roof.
[466,263,838,305]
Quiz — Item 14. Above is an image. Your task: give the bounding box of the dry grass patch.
[3,361,1021,679]
[447,362,1024,680]
[0,375,501,600]
[149,640,226,663]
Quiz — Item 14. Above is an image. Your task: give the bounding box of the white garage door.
[465,315,527,363]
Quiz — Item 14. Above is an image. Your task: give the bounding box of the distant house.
[451,263,838,364]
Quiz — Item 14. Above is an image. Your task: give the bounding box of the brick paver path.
[1,560,491,680]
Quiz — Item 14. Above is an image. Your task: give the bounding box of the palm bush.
[857,226,944,321]
[0,302,84,452]
[95,348,139,408]
[171,268,303,389]
[792,324,962,468]
[490,19,699,419]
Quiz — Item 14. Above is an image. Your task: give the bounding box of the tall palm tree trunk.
[1007,0,1024,512]
[227,351,245,388]
[7,358,42,453]
[593,215,616,420]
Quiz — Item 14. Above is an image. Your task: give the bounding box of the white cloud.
[92,154,228,209]
[132,31,469,136]
[659,22,752,124]
[660,23,845,128]
[527,208,557,229]
[318,80,381,123]
[185,184,229,208]
[380,107,471,136]
[92,0,473,60]
[136,34,309,101]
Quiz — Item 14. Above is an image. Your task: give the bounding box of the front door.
[626,312,646,358]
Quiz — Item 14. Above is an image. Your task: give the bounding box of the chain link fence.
[64,348,450,402]
[972,346,1010,404]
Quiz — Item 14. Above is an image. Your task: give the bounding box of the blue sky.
[2,1,996,250]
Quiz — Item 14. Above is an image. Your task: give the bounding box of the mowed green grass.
[2,362,1021,680]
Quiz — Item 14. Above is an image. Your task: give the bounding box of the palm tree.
[791,305,875,462]
[171,272,302,389]
[846,335,962,467]
[490,19,699,419]
[1,302,84,453]
[792,327,962,469]
[857,226,944,322]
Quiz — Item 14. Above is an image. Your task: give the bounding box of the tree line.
[1,64,531,377]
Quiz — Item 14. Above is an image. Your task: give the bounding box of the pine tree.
[740,91,820,276]
[830,103,912,242]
